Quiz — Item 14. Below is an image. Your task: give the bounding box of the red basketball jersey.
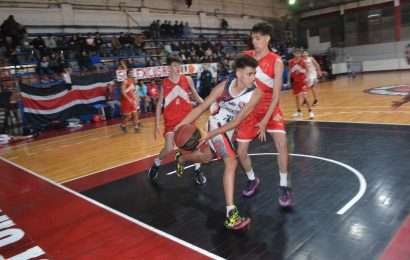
[243,50,281,93]
[289,58,307,83]
[162,75,193,127]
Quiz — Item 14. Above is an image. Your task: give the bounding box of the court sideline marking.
[0,156,225,260]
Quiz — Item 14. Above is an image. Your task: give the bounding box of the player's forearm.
[208,119,239,139]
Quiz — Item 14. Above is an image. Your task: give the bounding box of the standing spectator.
[60,65,72,89]
[77,51,93,73]
[136,80,150,112]
[1,15,24,54]
[44,34,57,50]
[94,33,104,53]
[183,22,192,38]
[111,35,121,56]
[147,79,160,111]
[198,64,213,98]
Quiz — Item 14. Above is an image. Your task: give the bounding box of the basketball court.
[1,0,410,259]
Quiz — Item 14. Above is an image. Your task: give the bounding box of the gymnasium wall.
[0,0,288,34]
[331,40,410,74]
[299,0,410,74]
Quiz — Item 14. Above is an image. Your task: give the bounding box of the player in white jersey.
[175,55,263,230]
[303,51,322,106]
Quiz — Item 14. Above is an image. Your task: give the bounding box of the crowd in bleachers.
[0,16,247,83]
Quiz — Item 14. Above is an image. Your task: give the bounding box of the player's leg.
[223,156,251,230]
[147,132,175,181]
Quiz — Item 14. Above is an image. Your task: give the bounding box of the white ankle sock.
[246,169,256,181]
[194,163,201,170]
[226,205,236,217]
[280,172,288,187]
[154,158,161,167]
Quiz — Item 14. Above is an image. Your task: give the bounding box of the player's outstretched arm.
[176,81,226,129]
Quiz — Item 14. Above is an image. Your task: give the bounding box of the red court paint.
[380,215,410,260]
[0,158,210,259]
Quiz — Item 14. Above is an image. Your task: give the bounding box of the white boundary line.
[288,119,410,127]
[0,156,225,260]
[167,152,367,215]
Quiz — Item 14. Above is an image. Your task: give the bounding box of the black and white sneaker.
[193,168,206,185]
[148,165,159,181]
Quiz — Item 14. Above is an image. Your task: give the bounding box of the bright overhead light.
[289,0,296,5]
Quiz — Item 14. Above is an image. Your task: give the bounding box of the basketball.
[174,124,201,151]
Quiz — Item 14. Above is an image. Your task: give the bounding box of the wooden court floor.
[1,71,409,183]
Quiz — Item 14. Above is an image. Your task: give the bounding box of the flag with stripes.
[21,72,114,126]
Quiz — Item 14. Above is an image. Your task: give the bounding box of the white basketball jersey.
[304,57,317,79]
[210,78,255,126]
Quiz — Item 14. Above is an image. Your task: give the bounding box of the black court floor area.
[83,121,410,260]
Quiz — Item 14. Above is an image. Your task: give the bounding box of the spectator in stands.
[94,32,104,52]
[198,64,213,98]
[37,56,54,80]
[147,79,159,111]
[59,64,72,90]
[106,83,121,118]
[31,36,46,58]
[221,18,228,31]
[48,53,61,72]
[111,35,121,56]
[177,21,184,38]
[1,15,25,54]
[183,22,192,38]
[90,53,104,72]
[136,80,150,112]
[44,34,57,50]
[77,51,94,73]
[85,33,96,53]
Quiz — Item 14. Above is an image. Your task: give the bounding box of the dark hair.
[249,22,273,50]
[251,22,273,36]
[232,55,258,72]
[167,55,182,65]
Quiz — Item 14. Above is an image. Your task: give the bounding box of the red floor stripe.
[380,215,410,260]
[0,158,210,259]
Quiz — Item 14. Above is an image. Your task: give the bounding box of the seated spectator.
[59,65,72,89]
[48,53,61,72]
[77,51,94,73]
[90,54,104,72]
[37,56,54,79]
[85,33,96,52]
